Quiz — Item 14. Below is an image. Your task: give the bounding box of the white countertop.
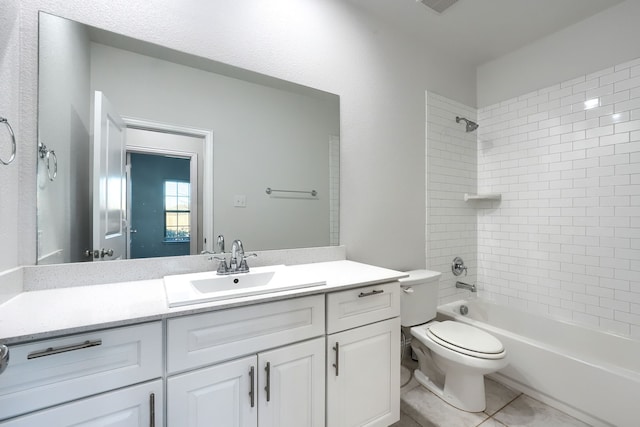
[0,260,407,344]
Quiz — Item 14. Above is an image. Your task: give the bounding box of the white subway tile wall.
[477,58,640,339]
[426,92,478,304]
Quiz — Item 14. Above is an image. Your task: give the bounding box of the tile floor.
[393,360,591,427]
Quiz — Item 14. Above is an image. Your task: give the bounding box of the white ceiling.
[347,0,624,67]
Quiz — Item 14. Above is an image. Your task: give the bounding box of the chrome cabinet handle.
[27,339,102,359]
[0,345,8,375]
[358,289,384,298]
[149,393,155,427]
[249,366,255,407]
[332,342,339,376]
[264,362,271,402]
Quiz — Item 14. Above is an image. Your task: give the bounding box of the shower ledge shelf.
[464,193,502,202]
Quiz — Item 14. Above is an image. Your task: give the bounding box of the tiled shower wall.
[426,92,478,304]
[477,58,640,338]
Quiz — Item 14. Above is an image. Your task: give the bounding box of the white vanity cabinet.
[166,295,326,427]
[326,282,401,427]
[0,321,163,426]
[0,261,406,427]
[0,380,162,426]
[168,337,325,427]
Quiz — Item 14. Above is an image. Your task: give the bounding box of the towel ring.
[38,142,58,181]
[0,117,16,166]
[45,150,58,181]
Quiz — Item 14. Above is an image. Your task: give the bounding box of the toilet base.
[413,368,486,413]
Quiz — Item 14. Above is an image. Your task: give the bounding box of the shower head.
[456,116,479,133]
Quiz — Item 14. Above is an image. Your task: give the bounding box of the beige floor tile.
[400,383,489,427]
[390,411,428,427]
[492,395,591,427]
[483,377,521,416]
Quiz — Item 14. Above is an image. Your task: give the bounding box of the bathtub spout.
[456,281,476,292]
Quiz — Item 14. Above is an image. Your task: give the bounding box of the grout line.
[484,391,523,417]
[477,392,524,427]
[476,416,508,427]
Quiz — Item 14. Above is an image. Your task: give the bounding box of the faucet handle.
[452,257,468,276]
[238,253,257,273]
[211,255,229,275]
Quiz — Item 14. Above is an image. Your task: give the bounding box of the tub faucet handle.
[452,257,467,276]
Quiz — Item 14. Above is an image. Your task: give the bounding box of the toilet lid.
[427,321,504,358]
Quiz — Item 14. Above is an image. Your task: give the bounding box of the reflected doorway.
[124,124,210,258]
[128,153,193,258]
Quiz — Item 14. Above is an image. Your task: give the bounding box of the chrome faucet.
[217,234,225,253]
[230,239,244,272]
[455,281,477,292]
[209,239,256,275]
[230,239,257,274]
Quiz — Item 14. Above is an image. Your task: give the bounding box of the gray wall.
[6,0,477,272]
[0,0,20,272]
[477,0,640,108]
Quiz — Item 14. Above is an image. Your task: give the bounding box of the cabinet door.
[258,337,325,427]
[0,380,162,426]
[326,317,400,427]
[167,355,257,427]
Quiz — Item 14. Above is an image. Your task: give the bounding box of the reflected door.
[92,91,127,261]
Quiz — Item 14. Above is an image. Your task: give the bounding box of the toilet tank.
[399,269,441,327]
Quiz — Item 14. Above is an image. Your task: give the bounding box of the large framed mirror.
[37,12,340,265]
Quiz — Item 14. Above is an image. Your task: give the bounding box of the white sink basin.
[190,269,277,294]
[164,265,326,307]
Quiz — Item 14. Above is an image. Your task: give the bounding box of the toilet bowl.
[399,270,508,412]
[410,320,507,412]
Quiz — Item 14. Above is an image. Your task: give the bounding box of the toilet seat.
[426,321,505,360]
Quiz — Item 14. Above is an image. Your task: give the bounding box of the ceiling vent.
[418,0,459,14]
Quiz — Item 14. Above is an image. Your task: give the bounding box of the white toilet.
[400,270,508,412]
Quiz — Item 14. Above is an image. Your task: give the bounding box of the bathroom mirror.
[37,12,340,264]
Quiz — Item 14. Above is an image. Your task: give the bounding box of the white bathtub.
[437,299,640,427]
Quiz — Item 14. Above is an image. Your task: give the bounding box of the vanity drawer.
[326,281,400,334]
[167,294,325,373]
[0,321,162,421]
[0,379,162,426]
